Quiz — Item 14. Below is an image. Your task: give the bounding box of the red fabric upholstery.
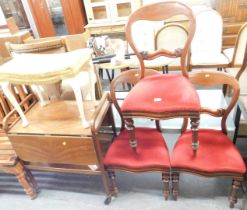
[104,128,170,169]
[121,74,200,113]
[171,129,246,174]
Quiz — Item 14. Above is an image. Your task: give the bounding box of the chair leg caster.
[104,196,112,205]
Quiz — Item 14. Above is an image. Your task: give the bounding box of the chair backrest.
[63,31,90,51]
[155,23,188,52]
[6,38,66,55]
[110,69,160,130]
[189,71,240,134]
[6,17,19,34]
[125,1,196,78]
[232,22,247,66]
[191,9,223,55]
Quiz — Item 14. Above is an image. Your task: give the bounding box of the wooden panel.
[9,135,98,165]
[216,0,238,22]
[60,0,87,34]
[9,101,99,136]
[223,34,238,46]
[27,0,56,37]
[237,0,247,22]
[223,23,243,35]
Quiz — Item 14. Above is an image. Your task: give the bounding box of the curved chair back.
[232,22,247,66]
[191,9,223,55]
[125,1,196,78]
[155,23,188,52]
[189,71,240,134]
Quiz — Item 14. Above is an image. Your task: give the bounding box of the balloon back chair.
[155,23,188,73]
[104,69,170,203]
[171,71,246,208]
[189,9,230,71]
[224,22,247,88]
[120,1,200,152]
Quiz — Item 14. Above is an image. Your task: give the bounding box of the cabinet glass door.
[84,0,111,23]
[46,0,68,35]
[111,0,141,21]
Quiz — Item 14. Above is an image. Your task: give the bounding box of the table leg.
[1,82,29,127]
[233,105,241,144]
[70,78,89,128]
[88,62,96,101]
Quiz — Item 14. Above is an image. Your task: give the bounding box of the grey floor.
[0,78,247,210]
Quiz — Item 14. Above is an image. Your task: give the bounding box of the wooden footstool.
[0,134,37,199]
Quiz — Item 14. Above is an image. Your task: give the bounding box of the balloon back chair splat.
[120,1,201,152]
[104,69,171,203]
[171,71,246,208]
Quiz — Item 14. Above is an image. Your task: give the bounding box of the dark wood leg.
[165,65,169,74]
[172,173,179,200]
[229,179,241,208]
[100,171,112,205]
[99,68,103,79]
[14,162,37,199]
[155,120,161,132]
[105,69,112,82]
[162,172,170,200]
[233,105,241,144]
[125,118,137,150]
[190,117,200,152]
[25,169,39,192]
[108,170,118,197]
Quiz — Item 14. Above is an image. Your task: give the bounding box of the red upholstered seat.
[171,129,246,174]
[104,128,170,169]
[121,74,200,113]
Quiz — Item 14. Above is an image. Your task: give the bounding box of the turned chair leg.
[172,172,179,200]
[162,172,170,200]
[13,162,37,199]
[229,179,241,208]
[108,170,118,197]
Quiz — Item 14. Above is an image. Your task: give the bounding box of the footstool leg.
[1,82,29,127]
[88,62,96,101]
[70,78,89,128]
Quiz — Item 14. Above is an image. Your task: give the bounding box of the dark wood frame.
[106,69,170,201]
[3,88,116,204]
[155,23,189,72]
[171,71,244,208]
[122,1,200,152]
